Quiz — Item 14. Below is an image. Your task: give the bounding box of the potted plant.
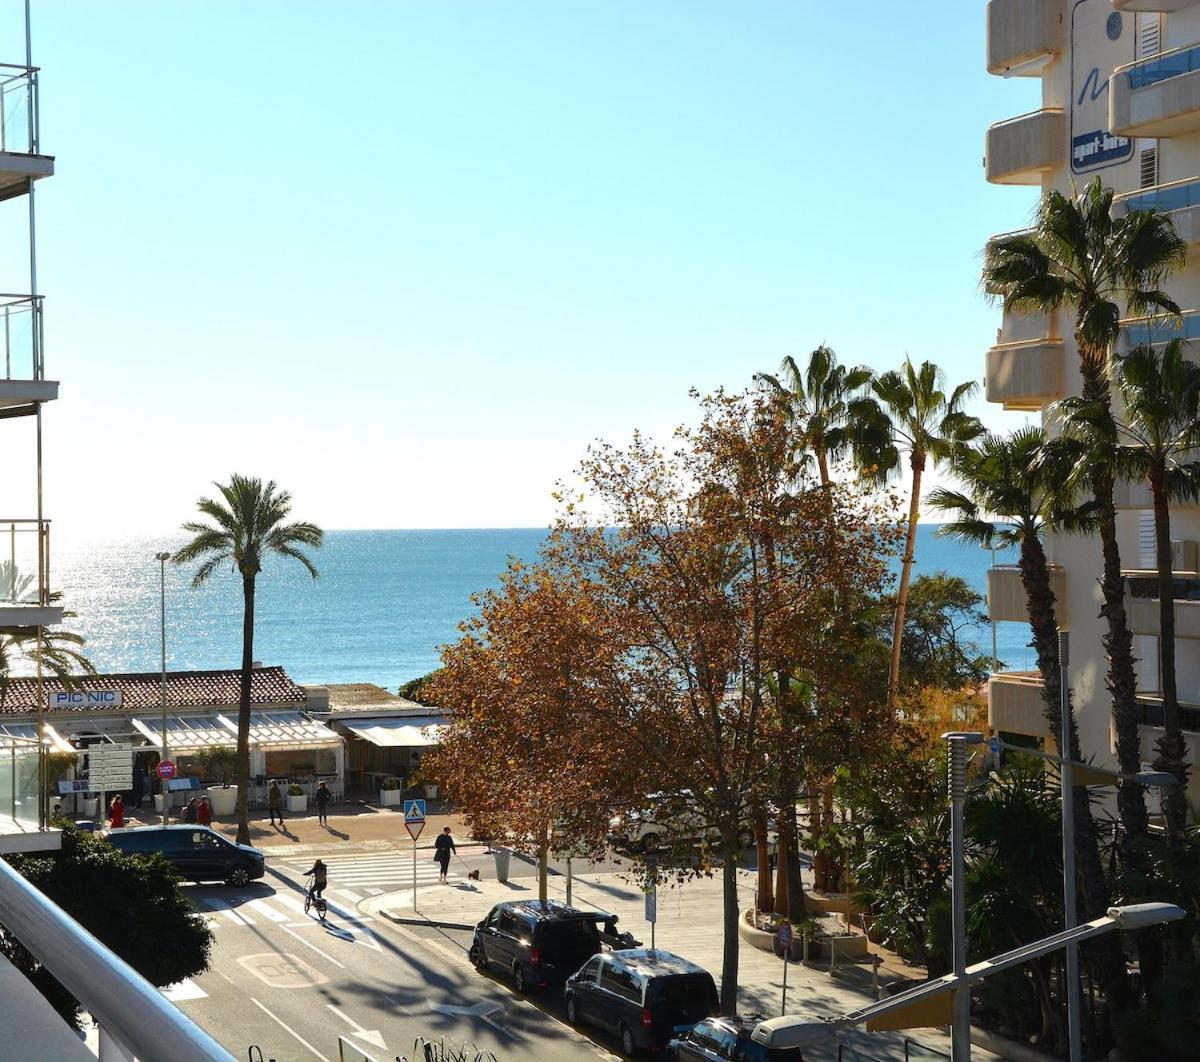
[379,778,402,807]
[286,783,308,814]
[196,745,238,816]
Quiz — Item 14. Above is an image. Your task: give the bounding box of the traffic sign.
[403,799,426,823]
[645,884,657,924]
[405,820,425,842]
[777,922,792,949]
[156,759,177,780]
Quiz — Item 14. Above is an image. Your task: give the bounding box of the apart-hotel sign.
[1071,0,1134,174]
[48,690,123,709]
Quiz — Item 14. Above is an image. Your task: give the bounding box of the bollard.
[802,931,809,965]
[829,936,836,974]
[872,954,881,998]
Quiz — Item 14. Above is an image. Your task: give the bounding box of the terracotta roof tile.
[0,666,306,716]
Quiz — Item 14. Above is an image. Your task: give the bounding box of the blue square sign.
[404,799,426,822]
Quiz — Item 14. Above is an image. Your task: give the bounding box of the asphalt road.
[174,846,624,1062]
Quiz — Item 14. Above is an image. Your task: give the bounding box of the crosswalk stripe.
[336,887,362,902]
[363,887,383,896]
[274,892,309,916]
[248,898,289,923]
[222,907,252,926]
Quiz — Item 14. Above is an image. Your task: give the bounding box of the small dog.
[467,869,481,881]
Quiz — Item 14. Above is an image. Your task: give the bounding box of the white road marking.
[335,887,362,902]
[237,953,329,989]
[363,887,383,895]
[223,907,252,926]
[388,923,468,967]
[250,996,333,1062]
[326,1004,387,1050]
[279,922,346,969]
[160,978,207,1002]
[249,898,290,923]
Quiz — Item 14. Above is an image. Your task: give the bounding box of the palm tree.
[174,476,323,846]
[1108,340,1199,838]
[756,346,874,486]
[982,179,1186,854]
[930,431,1135,1020]
[852,358,983,709]
[0,587,97,710]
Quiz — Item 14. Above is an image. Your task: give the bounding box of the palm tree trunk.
[887,454,924,709]
[1150,470,1190,839]
[235,573,255,847]
[1017,533,1134,1029]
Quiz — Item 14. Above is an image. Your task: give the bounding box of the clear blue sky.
[17,1,1041,537]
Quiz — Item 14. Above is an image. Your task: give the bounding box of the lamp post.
[945,731,983,1061]
[156,551,171,827]
[1058,630,1081,1062]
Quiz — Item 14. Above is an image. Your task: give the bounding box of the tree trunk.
[782,801,805,924]
[537,842,548,905]
[1150,470,1190,839]
[808,782,827,891]
[720,849,739,1015]
[774,804,791,919]
[887,455,924,709]
[1017,533,1134,1031]
[235,573,255,847]
[818,782,836,892]
[753,803,773,915]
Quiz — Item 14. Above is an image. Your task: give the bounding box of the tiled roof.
[0,666,306,716]
[324,683,433,715]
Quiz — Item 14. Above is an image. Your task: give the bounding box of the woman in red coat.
[109,794,124,828]
[197,797,212,827]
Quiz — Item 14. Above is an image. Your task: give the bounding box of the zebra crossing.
[280,851,458,892]
[193,887,375,929]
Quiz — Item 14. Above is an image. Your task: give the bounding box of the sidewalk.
[361,860,997,1062]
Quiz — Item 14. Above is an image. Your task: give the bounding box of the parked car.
[469,900,609,992]
[607,793,754,852]
[564,948,719,1055]
[670,1016,805,1060]
[104,825,265,887]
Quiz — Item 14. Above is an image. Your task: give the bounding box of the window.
[600,963,641,1002]
[498,911,518,935]
[264,747,337,779]
[487,908,503,929]
[1139,147,1158,189]
[576,957,602,981]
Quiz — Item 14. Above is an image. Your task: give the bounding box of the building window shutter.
[1140,146,1158,188]
[1135,635,1160,694]
[1136,14,1162,59]
[1139,512,1157,570]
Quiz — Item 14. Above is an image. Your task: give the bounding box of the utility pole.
[1059,630,1081,1062]
[947,733,972,1062]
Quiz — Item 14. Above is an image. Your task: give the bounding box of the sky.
[9,1,1043,539]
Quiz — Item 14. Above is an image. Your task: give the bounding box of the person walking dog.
[434,826,456,884]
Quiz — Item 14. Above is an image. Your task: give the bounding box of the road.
[174,845,624,1062]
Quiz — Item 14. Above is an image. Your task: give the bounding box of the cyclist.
[304,858,328,905]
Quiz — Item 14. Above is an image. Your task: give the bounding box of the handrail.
[987,106,1063,130]
[1115,39,1200,76]
[1113,174,1200,203]
[0,857,235,1061]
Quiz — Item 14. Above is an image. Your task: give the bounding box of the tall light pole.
[156,551,171,827]
[1059,630,1081,1062]
[945,732,979,1062]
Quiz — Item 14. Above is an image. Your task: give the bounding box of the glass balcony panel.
[0,65,35,155]
[1128,46,1200,91]
[0,739,42,828]
[0,520,49,607]
[0,295,42,381]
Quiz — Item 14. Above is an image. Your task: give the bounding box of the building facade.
[985,0,1200,810]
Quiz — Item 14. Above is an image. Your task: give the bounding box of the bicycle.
[303,882,328,923]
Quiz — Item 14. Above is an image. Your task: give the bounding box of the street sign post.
[645,882,657,951]
[777,922,793,1015]
[156,759,177,780]
[89,743,133,826]
[404,800,427,909]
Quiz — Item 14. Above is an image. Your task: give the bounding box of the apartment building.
[985,0,1200,811]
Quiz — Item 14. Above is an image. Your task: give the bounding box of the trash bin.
[493,847,511,883]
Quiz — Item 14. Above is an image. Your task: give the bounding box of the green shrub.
[287,784,304,796]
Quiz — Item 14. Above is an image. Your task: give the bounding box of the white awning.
[217,711,340,749]
[340,716,447,749]
[0,721,75,754]
[131,715,237,753]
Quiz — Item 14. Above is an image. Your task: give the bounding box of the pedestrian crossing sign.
[404,799,426,823]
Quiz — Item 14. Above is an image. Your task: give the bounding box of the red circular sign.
[156,760,177,780]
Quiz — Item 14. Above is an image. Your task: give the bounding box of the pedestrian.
[197,796,212,827]
[183,797,199,824]
[315,781,331,826]
[268,780,284,827]
[52,801,63,819]
[434,826,456,884]
[109,794,124,829]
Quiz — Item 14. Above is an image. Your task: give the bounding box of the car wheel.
[565,993,579,1025]
[620,1023,637,1056]
[226,866,250,888]
[469,942,487,971]
[641,832,659,851]
[513,962,529,993]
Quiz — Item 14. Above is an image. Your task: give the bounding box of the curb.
[378,909,476,932]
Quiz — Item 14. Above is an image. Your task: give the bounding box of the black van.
[105,825,265,887]
[469,900,608,992]
[564,948,720,1055]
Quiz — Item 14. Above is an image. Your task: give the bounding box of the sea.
[49,526,1032,689]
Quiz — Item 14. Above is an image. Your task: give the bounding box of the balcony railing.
[0,64,39,155]
[0,519,49,607]
[1137,695,1200,732]
[0,294,42,381]
[0,857,234,1061]
[1123,43,1200,91]
[1115,175,1200,215]
[1126,572,1200,601]
[0,736,41,830]
[1120,309,1200,349]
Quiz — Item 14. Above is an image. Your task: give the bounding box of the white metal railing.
[0,63,39,154]
[0,293,43,381]
[987,105,1064,130]
[0,518,50,607]
[0,857,234,1061]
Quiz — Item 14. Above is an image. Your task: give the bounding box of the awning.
[340,716,447,749]
[0,721,75,754]
[131,715,236,753]
[218,711,340,749]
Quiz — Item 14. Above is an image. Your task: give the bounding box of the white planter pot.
[380,789,401,807]
[81,797,99,818]
[206,787,237,816]
[287,794,307,814]
[154,792,173,813]
[424,784,439,800]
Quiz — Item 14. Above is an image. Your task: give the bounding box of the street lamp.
[155,551,171,827]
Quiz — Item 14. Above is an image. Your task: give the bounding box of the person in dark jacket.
[315,781,331,825]
[268,781,284,827]
[183,798,199,824]
[434,826,456,884]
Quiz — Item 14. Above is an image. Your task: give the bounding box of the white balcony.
[985,108,1066,185]
[1126,572,1200,638]
[0,520,61,630]
[985,310,1064,410]
[987,0,1065,77]
[0,64,52,202]
[988,564,1067,624]
[1111,45,1200,138]
[1114,177,1200,245]
[0,294,56,409]
[989,671,1053,739]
